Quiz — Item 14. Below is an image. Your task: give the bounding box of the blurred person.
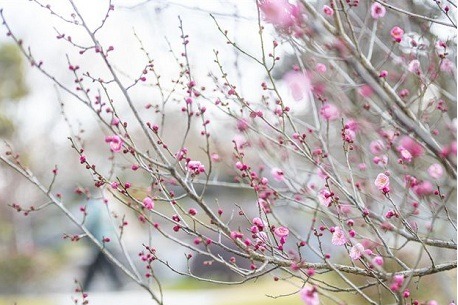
[82,199,124,291]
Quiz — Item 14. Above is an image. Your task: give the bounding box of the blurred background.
[0,1,291,304]
[0,1,456,305]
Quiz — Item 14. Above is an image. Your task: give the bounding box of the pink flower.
[399,136,424,158]
[413,181,433,196]
[320,103,340,121]
[373,256,384,266]
[399,148,412,163]
[284,71,311,101]
[322,5,334,16]
[233,134,249,149]
[428,163,443,179]
[349,243,365,260]
[299,286,319,305]
[111,117,120,126]
[435,40,447,56]
[211,153,221,162]
[258,0,303,31]
[236,118,249,132]
[230,231,243,239]
[258,0,292,27]
[373,155,388,167]
[331,227,347,246]
[345,119,359,132]
[371,2,386,19]
[106,135,123,152]
[187,160,205,175]
[379,70,388,78]
[274,226,289,237]
[358,84,374,98]
[440,58,454,73]
[315,63,327,73]
[271,167,285,182]
[343,129,356,142]
[393,274,404,287]
[253,217,265,229]
[256,231,268,243]
[374,173,390,190]
[408,59,421,74]
[390,26,404,42]
[318,188,332,207]
[142,197,154,210]
[370,139,385,155]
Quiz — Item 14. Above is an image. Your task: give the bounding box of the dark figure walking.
[82,199,123,291]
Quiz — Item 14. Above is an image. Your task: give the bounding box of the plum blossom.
[413,181,433,196]
[349,243,365,260]
[331,227,347,246]
[271,167,285,182]
[274,226,289,237]
[318,188,332,207]
[372,256,384,266]
[142,197,154,210]
[370,139,385,155]
[258,0,304,34]
[236,118,249,132]
[371,2,386,19]
[345,119,359,132]
[408,60,421,74]
[390,274,404,291]
[435,40,447,56]
[299,285,319,305]
[284,71,311,101]
[428,163,443,179]
[358,84,374,98]
[233,134,249,150]
[258,0,293,27]
[256,231,268,243]
[320,103,340,121]
[252,217,265,229]
[373,155,388,167]
[399,136,424,158]
[375,173,390,192]
[440,58,454,73]
[105,135,123,152]
[315,63,327,73]
[343,129,356,142]
[187,160,205,175]
[322,5,334,16]
[210,153,221,162]
[390,26,404,42]
[399,148,412,163]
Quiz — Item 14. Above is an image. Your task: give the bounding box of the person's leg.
[99,252,123,289]
[82,251,104,290]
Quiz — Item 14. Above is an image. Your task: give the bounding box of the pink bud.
[323,5,334,16]
[373,256,384,266]
[371,2,386,19]
[320,103,340,121]
[142,197,154,210]
[390,26,404,42]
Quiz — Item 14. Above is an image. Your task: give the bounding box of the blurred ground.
[0,281,306,305]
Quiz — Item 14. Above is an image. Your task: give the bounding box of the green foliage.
[0,43,28,137]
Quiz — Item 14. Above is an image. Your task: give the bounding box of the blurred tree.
[0,43,28,137]
[0,42,30,293]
